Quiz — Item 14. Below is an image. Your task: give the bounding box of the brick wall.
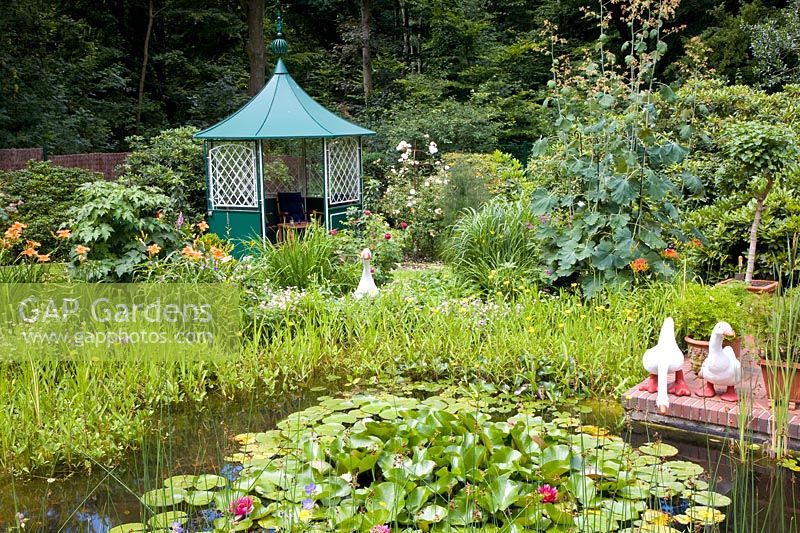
[0,148,129,180]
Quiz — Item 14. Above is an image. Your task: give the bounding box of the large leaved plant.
[529,0,702,294]
[68,182,180,280]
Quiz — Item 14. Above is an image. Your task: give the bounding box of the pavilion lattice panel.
[326,137,360,204]
[209,143,258,208]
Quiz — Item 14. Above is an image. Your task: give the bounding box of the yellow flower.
[527,326,534,333]
[299,509,312,521]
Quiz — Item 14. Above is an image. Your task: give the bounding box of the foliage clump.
[0,161,97,258]
[118,127,205,217]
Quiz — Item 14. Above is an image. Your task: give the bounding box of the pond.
[1,387,798,532]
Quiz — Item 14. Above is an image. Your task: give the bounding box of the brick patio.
[622,349,800,450]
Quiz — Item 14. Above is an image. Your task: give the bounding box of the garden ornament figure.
[640,317,691,413]
[354,248,379,299]
[696,321,741,402]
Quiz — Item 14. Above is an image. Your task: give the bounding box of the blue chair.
[277,192,306,224]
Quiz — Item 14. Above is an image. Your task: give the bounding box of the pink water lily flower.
[538,484,558,503]
[230,495,255,518]
[370,526,390,533]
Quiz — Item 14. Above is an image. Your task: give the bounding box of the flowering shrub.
[377,138,451,258]
[0,161,96,259]
[331,209,406,286]
[134,217,235,282]
[0,220,66,282]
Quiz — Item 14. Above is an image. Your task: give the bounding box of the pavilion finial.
[271,13,288,57]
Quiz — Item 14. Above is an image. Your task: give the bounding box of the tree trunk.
[135,0,155,125]
[399,0,409,63]
[243,0,265,96]
[361,0,373,103]
[745,178,774,283]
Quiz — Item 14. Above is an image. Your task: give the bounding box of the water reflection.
[0,390,322,531]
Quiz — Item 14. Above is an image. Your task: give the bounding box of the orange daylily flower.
[210,246,228,261]
[56,229,72,239]
[74,245,90,260]
[146,243,161,257]
[197,221,209,233]
[4,222,26,241]
[25,240,41,249]
[21,247,37,258]
[36,253,51,263]
[181,245,203,260]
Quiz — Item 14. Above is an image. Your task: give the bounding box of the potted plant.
[716,256,780,294]
[673,283,749,373]
[759,289,800,407]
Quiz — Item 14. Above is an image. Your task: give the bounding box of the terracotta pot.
[758,358,800,404]
[716,278,779,294]
[685,335,742,375]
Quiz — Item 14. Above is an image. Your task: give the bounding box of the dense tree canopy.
[0,0,793,154]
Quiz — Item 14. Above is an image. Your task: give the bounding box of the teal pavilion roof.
[195,18,374,140]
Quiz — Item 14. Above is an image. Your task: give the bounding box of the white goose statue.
[640,317,691,413]
[354,248,379,299]
[696,321,741,402]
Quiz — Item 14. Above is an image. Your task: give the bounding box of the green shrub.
[670,282,754,343]
[684,188,800,284]
[443,198,544,296]
[118,126,205,217]
[0,161,97,258]
[68,182,181,281]
[245,222,337,290]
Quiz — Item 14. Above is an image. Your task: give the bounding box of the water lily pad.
[108,524,148,533]
[683,505,726,524]
[691,491,731,507]
[141,487,185,507]
[639,442,679,458]
[193,474,227,490]
[323,413,358,425]
[664,460,704,478]
[416,504,448,524]
[147,511,188,529]
[184,489,215,506]
[314,422,346,436]
[162,474,196,490]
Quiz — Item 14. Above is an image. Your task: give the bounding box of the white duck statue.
[696,321,741,402]
[354,248,379,299]
[640,317,691,413]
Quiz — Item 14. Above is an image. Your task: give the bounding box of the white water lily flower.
[428,141,438,154]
